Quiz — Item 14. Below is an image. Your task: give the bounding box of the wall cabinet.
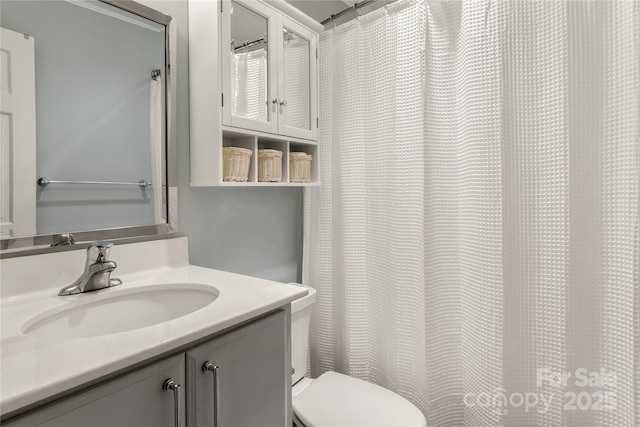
[189,0,323,186]
[221,0,317,141]
[3,311,288,427]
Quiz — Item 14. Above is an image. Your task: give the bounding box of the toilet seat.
[293,371,426,427]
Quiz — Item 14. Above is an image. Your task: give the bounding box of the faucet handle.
[51,233,76,247]
[87,241,114,263]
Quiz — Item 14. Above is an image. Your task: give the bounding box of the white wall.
[140,0,303,283]
[285,0,348,23]
[285,1,382,28]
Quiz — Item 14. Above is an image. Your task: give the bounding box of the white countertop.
[0,237,306,416]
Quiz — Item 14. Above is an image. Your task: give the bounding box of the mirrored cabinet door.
[278,15,317,141]
[221,0,278,134]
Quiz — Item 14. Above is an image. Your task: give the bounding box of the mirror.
[0,0,176,252]
[230,0,269,122]
[282,27,310,131]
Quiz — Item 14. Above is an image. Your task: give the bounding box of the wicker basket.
[223,147,252,182]
[258,149,282,182]
[289,152,312,183]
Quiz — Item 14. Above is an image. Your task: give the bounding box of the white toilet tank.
[289,283,316,385]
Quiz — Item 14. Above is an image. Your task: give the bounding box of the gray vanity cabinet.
[186,310,290,427]
[2,311,290,427]
[3,354,186,427]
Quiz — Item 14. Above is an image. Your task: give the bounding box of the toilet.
[290,283,427,427]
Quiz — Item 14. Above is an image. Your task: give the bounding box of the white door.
[0,27,36,237]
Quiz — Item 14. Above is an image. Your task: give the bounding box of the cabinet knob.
[203,362,220,427]
[163,378,181,427]
[272,99,279,105]
[279,100,287,107]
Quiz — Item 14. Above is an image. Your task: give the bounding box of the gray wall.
[1,1,165,235]
[140,0,303,283]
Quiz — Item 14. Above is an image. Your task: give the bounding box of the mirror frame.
[0,0,178,256]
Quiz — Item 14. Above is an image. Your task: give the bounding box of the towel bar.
[37,177,151,188]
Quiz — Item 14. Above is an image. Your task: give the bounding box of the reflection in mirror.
[283,28,310,131]
[0,0,172,244]
[230,1,268,122]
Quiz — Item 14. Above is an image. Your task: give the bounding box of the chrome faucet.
[58,241,122,296]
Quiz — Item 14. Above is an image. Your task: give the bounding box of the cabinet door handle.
[203,362,220,427]
[163,378,181,427]
[279,100,287,107]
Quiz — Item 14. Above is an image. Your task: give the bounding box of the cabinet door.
[3,354,186,427]
[277,15,318,141]
[186,310,290,427]
[221,0,279,134]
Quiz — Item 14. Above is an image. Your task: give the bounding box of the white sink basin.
[22,284,219,339]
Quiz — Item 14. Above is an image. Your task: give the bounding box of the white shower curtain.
[303,0,639,425]
[230,49,268,121]
[149,75,164,224]
[283,37,311,130]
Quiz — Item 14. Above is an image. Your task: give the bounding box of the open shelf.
[214,127,319,186]
[223,134,257,183]
[289,143,318,184]
[258,137,288,183]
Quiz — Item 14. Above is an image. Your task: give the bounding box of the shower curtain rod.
[232,37,266,51]
[320,0,378,25]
